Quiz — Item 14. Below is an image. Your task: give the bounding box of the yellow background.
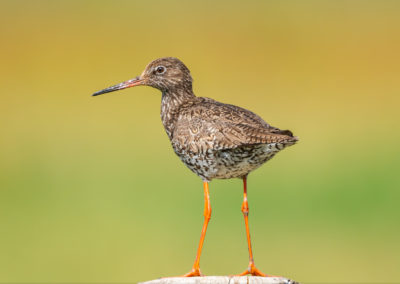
[1,1,399,283]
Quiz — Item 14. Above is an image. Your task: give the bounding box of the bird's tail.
[279,131,299,147]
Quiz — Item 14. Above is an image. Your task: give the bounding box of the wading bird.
[92,57,298,277]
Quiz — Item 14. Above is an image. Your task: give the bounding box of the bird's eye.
[155,66,166,74]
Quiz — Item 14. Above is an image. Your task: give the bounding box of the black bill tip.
[92,90,108,96]
[92,77,142,97]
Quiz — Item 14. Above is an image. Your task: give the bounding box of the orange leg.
[236,176,269,277]
[182,181,211,277]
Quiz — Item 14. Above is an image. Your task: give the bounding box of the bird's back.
[169,97,298,181]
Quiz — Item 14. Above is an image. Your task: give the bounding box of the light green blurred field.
[1,1,399,283]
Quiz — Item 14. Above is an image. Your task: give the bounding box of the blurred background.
[1,1,399,283]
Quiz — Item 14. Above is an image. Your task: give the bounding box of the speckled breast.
[172,142,285,181]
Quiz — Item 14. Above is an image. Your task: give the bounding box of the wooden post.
[140,276,299,284]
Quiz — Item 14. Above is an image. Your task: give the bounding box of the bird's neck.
[161,89,196,139]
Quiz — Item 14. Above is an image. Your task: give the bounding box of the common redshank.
[92,57,298,277]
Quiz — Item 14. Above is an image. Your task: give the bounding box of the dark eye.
[155,66,166,74]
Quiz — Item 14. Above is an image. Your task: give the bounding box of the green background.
[1,1,399,283]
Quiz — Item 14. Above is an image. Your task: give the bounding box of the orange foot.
[236,263,271,277]
[181,267,203,277]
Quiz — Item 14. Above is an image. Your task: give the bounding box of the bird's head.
[92,57,193,96]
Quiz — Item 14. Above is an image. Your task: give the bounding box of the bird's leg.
[182,181,211,277]
[236,176,269,277]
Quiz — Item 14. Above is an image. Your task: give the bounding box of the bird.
[92,57,298,277]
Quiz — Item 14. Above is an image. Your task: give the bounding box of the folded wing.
[172,97,298,153]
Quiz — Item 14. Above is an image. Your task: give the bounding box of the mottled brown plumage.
[92,57,298,277]
[93,57,297,181]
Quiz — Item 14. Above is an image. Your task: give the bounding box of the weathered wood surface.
[139,276,299,284]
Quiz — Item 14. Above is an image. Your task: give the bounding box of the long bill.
[92,76,143,96]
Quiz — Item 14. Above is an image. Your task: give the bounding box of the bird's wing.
[171,98,297,153]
